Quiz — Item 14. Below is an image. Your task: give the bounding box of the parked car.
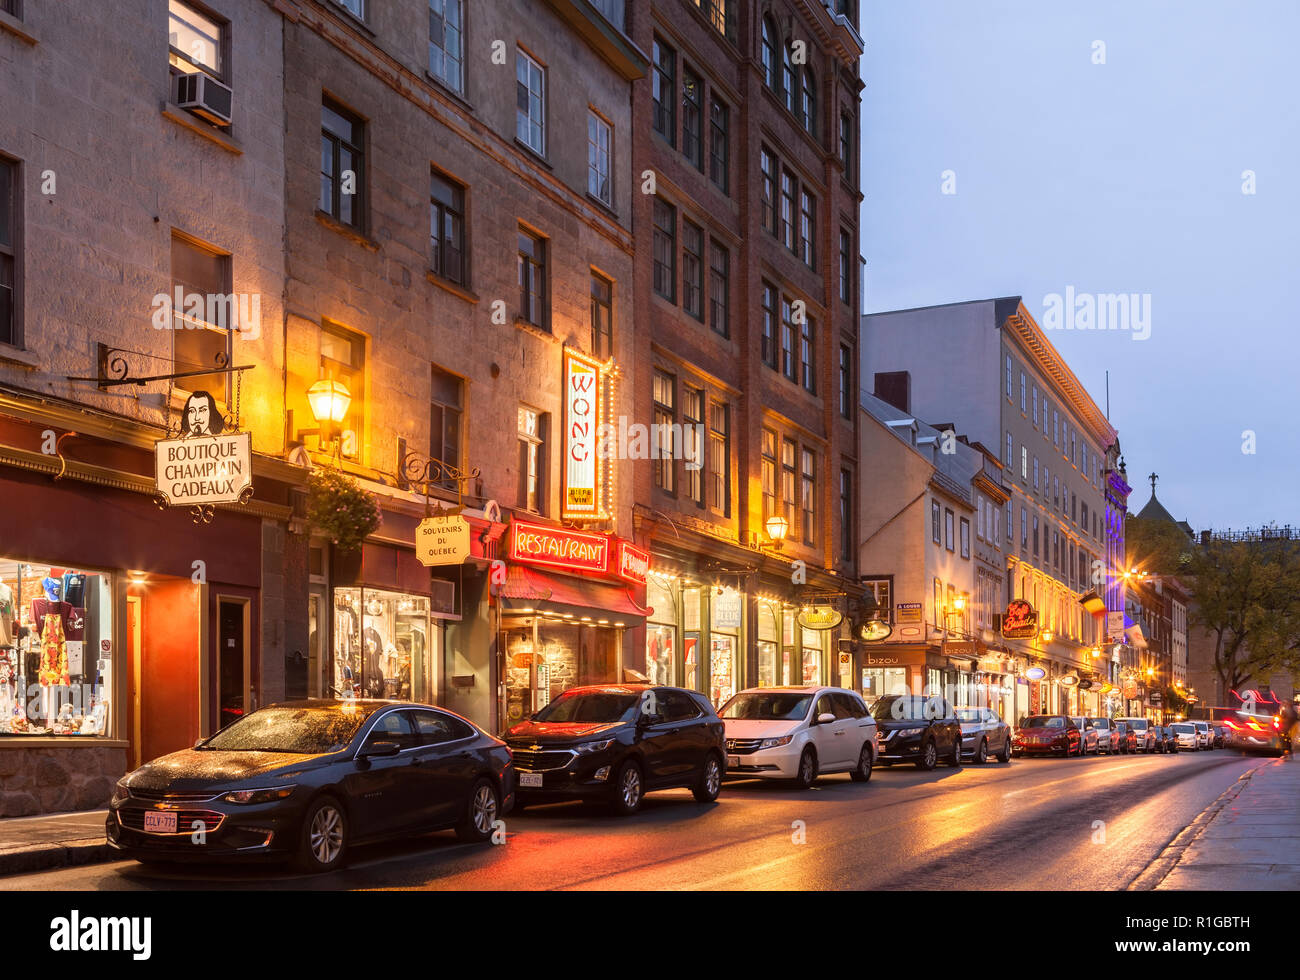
[1151,726,1178,754]
[1189,720,1214,749]
[107,699,513,873]
[505,684,725,815]
[872,694,964,770]
[1069,716,1098,755]
[1170,722,1199,751]
[1012,715,1081,758]
[1116,717,1156,753]
[719,687,876,788]
[1087,717,1116,754]
[957,707,1013,764]
[1211,724,1228,748]
[1112,721,1139,754]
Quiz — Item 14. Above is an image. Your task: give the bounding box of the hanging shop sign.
[1000,599,1038,639]
[1060,674,1079,687]
[509,519,609,574]
[416,512,470,567]
[1024,666,1047,681]
[560,348,606,521]
[1106,611,1125,638]
[1122,678,1140,699]
[798,605,843,631]
[614,541,650,585]
[1149,691,1163,705]
[1078,679,1094,690]
[714,588,743,630]
[860,619,893,642]
[154,431,252,506]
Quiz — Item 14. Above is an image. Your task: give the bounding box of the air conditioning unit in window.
[176,72,233,127]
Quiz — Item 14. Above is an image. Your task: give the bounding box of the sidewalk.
[0,809,111,878]
[1156,753,1300,890]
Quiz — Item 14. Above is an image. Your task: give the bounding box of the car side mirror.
[359,739,401,759]
[816,712,836,725]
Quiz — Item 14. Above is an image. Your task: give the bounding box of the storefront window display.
[757,601,780,687]
[800,628,823,686]
[709,588,742,708]
[0,558,113,737]
[646,577,677,685]
[862,666,908,705]
[502,615,621,724]
[333,588,431,702]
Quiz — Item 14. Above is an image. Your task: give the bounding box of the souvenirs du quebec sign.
[154,431,253,506]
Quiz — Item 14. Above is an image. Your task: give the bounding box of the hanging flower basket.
[307,469,382,552]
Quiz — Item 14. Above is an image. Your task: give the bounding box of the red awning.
[500,564,650,622]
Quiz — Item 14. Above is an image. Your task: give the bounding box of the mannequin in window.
[0,580,14,650]
[31,577,71,729]
[362,627,385,698]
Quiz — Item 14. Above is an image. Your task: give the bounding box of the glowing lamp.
[307,377,352,425]
[765,513,789,544]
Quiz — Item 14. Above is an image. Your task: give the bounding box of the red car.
[1112,721,1140,754]
[1012,715,1082,758]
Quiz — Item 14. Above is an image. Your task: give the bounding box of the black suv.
[505,685,726,815]
[872,694,964,770]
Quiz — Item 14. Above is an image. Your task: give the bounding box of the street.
[2,751,1264,892]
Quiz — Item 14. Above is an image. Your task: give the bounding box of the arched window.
[801,67,816,133]
[761,17,777,90]
[782,42,797,112]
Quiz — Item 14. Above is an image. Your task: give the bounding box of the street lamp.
[295,376,352,458]
[761,513,789,551]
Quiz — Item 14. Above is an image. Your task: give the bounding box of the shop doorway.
[126,595,142,769]
[128,577,203,768]
[217,597,249,730]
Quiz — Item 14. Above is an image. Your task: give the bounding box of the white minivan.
[1170,722,1199,751]
[1189,720,1213,749]
[719,687,877,789]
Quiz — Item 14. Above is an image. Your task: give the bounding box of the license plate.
[519,772,543,789]
[727,755,741,767]
[143,810,177,834]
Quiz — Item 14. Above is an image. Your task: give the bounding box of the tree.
[1185,535,1300,697]
[1125,514,1193,576]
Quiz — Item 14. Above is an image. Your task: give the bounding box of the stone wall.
[0,745,125,817]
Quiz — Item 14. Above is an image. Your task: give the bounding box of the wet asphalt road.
[2,750,1265,891]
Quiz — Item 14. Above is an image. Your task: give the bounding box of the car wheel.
[610,760,644,816]
[997,734,1011,763]
[794,748,818,789]
[295,795,347,874]
[916,739,937,771]
[455,778,500,843]
[948,736,963,768]
[974,738,987,765]
[692,753,723,803]
[850,743,873,782]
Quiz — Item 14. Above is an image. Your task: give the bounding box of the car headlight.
[575,739,615,755]
[758,735,793,750]
[222,785,296,805]
[893,726,925,736]
[112,777,131,806]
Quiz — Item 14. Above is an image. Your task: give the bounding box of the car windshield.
[956,709,984,722]
[534,691,640,724]
[1128,720,1149,730]
[872,695,945,721]
[1172,724,1194,733]
[1091,718,1110,729]
[1021,716,1064,728]
[721,692,812,721]
[202,705,368,753]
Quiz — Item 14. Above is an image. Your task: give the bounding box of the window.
[800,316,815,393]
[931,500,941,544]
[782,438,797,528]
[801,68,816,134]
[516,49,546,154]
[863,579,891,621]
[782,43,797,114]
[1021,507,1028,548]
[780,296,797,381]
[977,497,985,541]
[1053,410,1059,446]
[653,371,676,494]
[682,221,703,319]
[780,169,796,251]
[429,170,466,285]
[321,98,364,229]
[801,448,816,544]
[1005,354,1012,397]
[1032,515,1039,558]
[1006,501,1013,544]
[171,234,232,402]
[838,344,852,419]
[944,509,955,551]
[709,401,730,515]
[708,240,729,337]
[517,228,547,328]
[1033,456,1039,490]
[1020,372,1026,412]
[1054,475,1060,509]
[1070,432,1076,467]
[692,0,734,39]
[429,365,463,485]
[960,518,971,559]
[839,229,853,305]
[840,468,854,564]
[334,0,364,18]
[760,149,777,234]
[1005,431,1012,466]
[517,405,546,513]
[587,111,612,205]
[320,322,365,459]
[652,39,675,146]
[169,1,225,80]
[761,428,778,520]
[652,199,675,301]
[708,96,729,193]
[1021,446,1028,480]
[761,17,778,89]
[428,0,464,94]
[682,67,703,170]
[1081,501,1088,529]
[590,272,613,359]
[1032,383,1038,426]
[0,158,14,347]
[799,188,816,266]
[684,387,704,506]
[761,282,778,369]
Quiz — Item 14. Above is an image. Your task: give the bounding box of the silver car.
[956,707,1013,764]
[1069,716,1099,755]
[1087,717,1116,754]
[1116,716,1157,753]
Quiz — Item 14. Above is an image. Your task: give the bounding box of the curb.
[0,838,114,879]
[1126,762,1262,891]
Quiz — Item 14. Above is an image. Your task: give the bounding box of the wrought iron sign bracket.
[65,343,255,391]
